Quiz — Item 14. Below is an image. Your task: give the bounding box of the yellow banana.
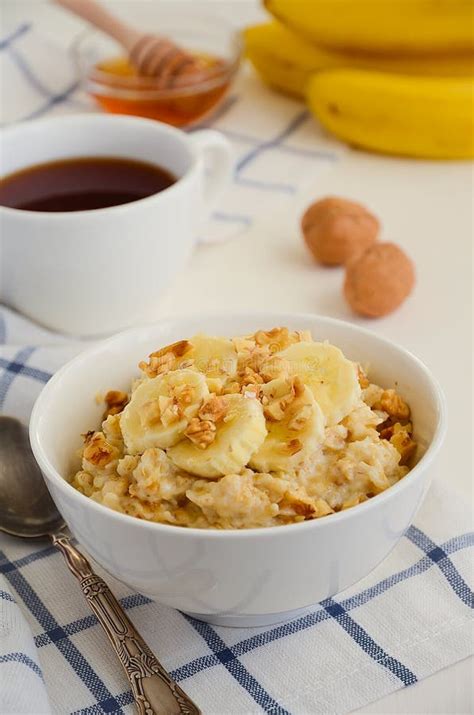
[244,22,325,98]
[121,369,209,453]
[244,32,309,97]
[264,0,474,56]
[307,69,474,159]
[276,342,361,426]
[244,22,474,99]
[167,394,267,478]
[249,379,326,472]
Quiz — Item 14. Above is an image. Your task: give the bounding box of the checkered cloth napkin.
[1,21,473,715]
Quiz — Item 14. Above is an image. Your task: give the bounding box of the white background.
[1,1,473,713]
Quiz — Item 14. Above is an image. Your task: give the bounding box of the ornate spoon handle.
[52,533,200,715]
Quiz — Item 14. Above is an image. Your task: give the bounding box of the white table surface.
[1,1,473,713]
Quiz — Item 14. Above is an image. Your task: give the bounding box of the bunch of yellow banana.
[244,22,474,99]
[244,1,474,159]
[263,0,474,56]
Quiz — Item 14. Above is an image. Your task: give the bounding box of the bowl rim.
[29,312,447,540]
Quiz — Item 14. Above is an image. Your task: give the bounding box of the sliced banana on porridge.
[73,327,416,529]
[167,393,267,478]
[121,369,209,453]
[187,334,238,381]
[139,334,237,384]
[277,342,361,426]
[249,377,325,472]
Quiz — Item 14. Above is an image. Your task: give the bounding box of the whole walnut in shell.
[344,242,415,318]
[301,196,379,266]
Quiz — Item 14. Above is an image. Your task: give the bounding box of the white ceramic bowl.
[30,313,446,627]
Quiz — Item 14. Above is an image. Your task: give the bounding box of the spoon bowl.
[0,416,65,538]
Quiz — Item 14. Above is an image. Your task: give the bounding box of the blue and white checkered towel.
[0,16,473,715]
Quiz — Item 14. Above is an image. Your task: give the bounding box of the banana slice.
[139,334,238,386]
[121,369,209,453]
[167,394,267,478]
[249,377,325,472]
[188,333,238,381]
[277,342,361,425]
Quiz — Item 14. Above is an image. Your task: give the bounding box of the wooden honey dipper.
[55,0,202,88]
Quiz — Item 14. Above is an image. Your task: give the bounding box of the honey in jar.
[87,53,234,127]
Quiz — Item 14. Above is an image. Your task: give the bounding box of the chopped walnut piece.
[287,403,313,431]
[259,356,290,382]
[264,400,286,422]
[83,432,117,468]
[232,336,255,353]
[254,327,290,352]
[198,395,229,423]
[241,349,265,374]
[139,351,175,378]
[280,491,331,520]
[173,384,195,410]
[379,424,393,440]
[205,357,226,376]
[152,340,192,359]
[159,401,181,428]
[286,497,327,519]
[240,367,264,386]
[284,438,302,455]
[375,389,410,420]
[251,327,312,352]
[185,418,217,449]
[262,376,304,422]
[138,399,162,427]
[292,376,305,398]
[357,366,370,389]
[158,395,173,413]
[379,418,412,440]
[324,425,348,451]
[292,500,316,517]
[103,390,128,418]
[139,340,192,377]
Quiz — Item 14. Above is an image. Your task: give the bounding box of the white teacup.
[0,114,232,336]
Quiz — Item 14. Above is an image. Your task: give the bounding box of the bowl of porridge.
[30,314,446,627]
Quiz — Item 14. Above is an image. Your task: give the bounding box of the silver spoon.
[0,416,200,715]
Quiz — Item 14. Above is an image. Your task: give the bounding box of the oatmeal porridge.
[71,328,417,529]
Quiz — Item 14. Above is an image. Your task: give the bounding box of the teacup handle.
[189,129,233,214]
